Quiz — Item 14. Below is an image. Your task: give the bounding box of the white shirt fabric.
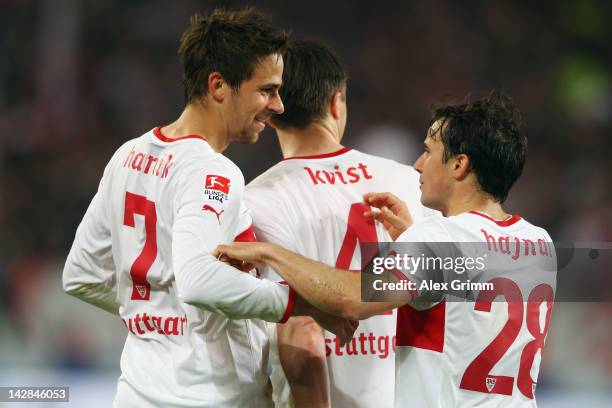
[394,211,556,407]
[63,127,294,408]
[246,147,432,408]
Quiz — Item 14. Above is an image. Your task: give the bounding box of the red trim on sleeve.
[396,301,446,352]
[234,225,257,242]
[283,147,351,161]
[153,126,208,143]
[278,283,296,323]
[468,210,521,227]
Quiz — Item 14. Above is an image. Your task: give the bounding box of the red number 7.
[123,192,157,301]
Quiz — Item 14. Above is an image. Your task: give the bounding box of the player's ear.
[453,154,471,180]
[330,90,344,120]
[208,72,227,103]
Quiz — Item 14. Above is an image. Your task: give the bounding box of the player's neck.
[163,103,229,153]
[275,121,344,159]
[444,189,508,219]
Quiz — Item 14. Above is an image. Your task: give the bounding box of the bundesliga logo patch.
[204,174,230,203]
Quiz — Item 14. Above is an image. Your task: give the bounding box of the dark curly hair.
[179,7,288,104]
[430,90,527,203]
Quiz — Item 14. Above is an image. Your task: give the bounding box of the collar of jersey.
[283,146,352,161]
[153,126,208,143]
[468,210,521,227]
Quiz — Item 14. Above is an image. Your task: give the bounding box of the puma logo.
[202,204,224,223]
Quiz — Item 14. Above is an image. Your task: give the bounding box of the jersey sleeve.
[234,201,257,242]
[62,162,119,315]
[393,219,455,302]
[171,158,294,322]
[245,186,296,283]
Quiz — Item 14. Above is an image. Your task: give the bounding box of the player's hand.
[363,192,413,240]
[312,312,358,347]
[293,296,358,346]
[213,242,274,266]
[217,252,257,272]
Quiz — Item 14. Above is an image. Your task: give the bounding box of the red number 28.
[460,278,554,399]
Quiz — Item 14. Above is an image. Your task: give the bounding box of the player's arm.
[212,192,424,320]
[175,216,355,337]
[214,242,408,320]
[176,240,355,341]
[277,317,330,408]
[63,166,119,315]
[172,163,356,342]
[245,192,331,408]
[170,162,287,321]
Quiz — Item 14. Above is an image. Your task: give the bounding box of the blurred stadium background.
[1,0,611,406]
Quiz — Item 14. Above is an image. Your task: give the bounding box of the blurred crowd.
[1,0,611,400]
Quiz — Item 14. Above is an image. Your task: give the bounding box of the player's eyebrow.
[260,82,282,91]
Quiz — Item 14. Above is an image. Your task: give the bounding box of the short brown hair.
[272,40,348,129]
[179,7,288,104]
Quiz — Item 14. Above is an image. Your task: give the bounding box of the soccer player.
[62,9,355,408]
[245,40,431,408]
[216,91,557,407]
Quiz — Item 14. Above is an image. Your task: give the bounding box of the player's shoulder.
[353,149,420,185]
[513,216,553,240]
[397,216,454,242]
[207,151,243,178]
[172,139,243,180]
[110,133,146,160]
[352,149,416,171]
[103,132,148,173]
[448,211,553,241]
[245,163,290,218]
[181,152,245,199]
[247,161,288,191]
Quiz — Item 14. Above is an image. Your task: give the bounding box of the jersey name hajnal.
[481,228,553,260]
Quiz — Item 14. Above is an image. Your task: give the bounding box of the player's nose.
[414,153,424,173]
[268,93,284,115]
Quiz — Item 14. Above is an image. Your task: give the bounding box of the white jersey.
[63,127,294,408]
[246,147,432,408]
[394,211,556,407]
